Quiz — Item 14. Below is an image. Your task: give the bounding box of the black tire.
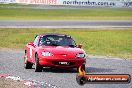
[24,54,33,69]
[82,65,86,71]
[34,54,43,72]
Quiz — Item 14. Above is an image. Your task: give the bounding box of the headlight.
[42,52,53,56]
[76,53,85,58]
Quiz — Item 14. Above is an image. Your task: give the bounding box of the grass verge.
[0,6,132,20]
[0,28,132,59]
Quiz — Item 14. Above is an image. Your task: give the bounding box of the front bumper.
[39,55,86,68]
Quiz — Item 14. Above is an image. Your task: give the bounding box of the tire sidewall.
[35,54,42,72]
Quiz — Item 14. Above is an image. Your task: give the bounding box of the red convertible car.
[24,34,86,72]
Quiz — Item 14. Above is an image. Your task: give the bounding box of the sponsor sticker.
[76,66,131,85]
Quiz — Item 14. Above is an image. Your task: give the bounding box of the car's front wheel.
[77,65,86,72]
[35,54,43,72]
[24,53,33,69]
[82,65,85,71]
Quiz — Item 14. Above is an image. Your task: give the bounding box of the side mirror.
[77,44,82,48]
[28,42,34,46]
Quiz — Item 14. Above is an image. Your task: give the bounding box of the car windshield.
[39,35,76,47]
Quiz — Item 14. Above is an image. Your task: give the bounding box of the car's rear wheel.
[24,52,33,69]
[35,54,43,72]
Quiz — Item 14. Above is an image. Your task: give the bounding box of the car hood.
[40,46,85,55]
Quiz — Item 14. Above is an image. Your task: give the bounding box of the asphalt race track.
[0,49,132,88]
[0,20,132,28]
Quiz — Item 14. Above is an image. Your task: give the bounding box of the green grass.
[0,6,132,20]
[0,28,132,59]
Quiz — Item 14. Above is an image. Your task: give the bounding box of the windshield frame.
[38,35,77,47]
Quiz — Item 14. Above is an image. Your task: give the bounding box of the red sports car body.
[24,34,86,72]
